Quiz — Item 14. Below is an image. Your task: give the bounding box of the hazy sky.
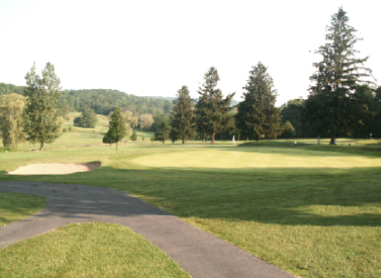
[0,0,379,106]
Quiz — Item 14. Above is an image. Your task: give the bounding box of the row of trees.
[151,64,282,144]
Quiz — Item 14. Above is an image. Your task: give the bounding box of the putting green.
[132,147,381,169]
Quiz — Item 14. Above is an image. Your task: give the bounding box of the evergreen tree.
[306,7,374,144]
[106,106,126,150]
[23,62,61,151]
[0,93,26,149]
[153,114,170,144]
[235,62,282,141]
[195,67,235,143]
[171,85,194,144]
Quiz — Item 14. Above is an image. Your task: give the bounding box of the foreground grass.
[0,223,190,278]
[1,139,381,277]
[0,192,45,227]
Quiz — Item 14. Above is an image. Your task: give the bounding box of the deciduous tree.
[0,93,26,149]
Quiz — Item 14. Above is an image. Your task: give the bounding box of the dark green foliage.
[195,67,235,143]
[0,94,26,149]
[171,86,195,144]
[169,128,178,143]
[60,89,172,116]
[235,62,282,141]
[153,114,170,144]
[0,83,25,96]
[350,85,377,138]
[283,121,295,141]
[130,131,137,141]
[280,99,305,138]
[23,62,61,151]
[74,107,98,128]
[306,7,374,144]
[105,106,126,150]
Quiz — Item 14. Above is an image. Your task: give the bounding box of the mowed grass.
[1,137,381,277]
[0,192,45,227]
[0,223,190,278]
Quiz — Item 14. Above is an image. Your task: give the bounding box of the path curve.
[0,181,293,278]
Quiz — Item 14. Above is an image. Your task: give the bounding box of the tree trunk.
[163,140,165,144]
[329,136,336,145]
[211,133,215,143]
[116,142,118,150]
[39,141,44,151]
[182,137,185,144]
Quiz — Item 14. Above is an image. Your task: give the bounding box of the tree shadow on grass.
[0,166,381,227]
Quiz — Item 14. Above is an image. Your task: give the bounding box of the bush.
[74,107,98,128]
[130,131,137,141]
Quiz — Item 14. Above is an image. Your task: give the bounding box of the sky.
[0,0,379,106]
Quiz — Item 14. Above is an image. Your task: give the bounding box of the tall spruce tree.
[106,106,126,150]
[171,85,194,144]
[235,62,282,141]
[195,67,235,143]
[306,7,373,144]
[24,62,61,151]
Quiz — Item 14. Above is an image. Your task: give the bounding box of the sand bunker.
[8,162,101,175]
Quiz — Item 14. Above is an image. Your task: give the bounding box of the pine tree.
[195,67,235,143]
[171,85,194,144]
[106,106,126,150]
[23,62,61,151]
[153,114,170,144]
[235,62,282,141]
[306,7,374,144]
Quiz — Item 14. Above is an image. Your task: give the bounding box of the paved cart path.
[0,181,294,278]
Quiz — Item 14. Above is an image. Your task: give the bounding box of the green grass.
[0,223,190,278]
[1,137,381,277]
[0,192,45,227]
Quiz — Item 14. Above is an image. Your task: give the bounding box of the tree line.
[152,7,381,145]
[1,7,380,150]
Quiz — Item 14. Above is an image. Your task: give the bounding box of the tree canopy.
[0,93,26,149]
[23,62,62,151]
[195,67,235,143]
[171,85,195,144]
[104,106,126,150]
[306,7,374,144]
[235,62,282,141]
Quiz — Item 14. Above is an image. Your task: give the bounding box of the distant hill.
[0,83,239,115]
[0,83,173,116]
[147,96,239,107]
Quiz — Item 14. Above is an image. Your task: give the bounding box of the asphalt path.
[0,181,294,278]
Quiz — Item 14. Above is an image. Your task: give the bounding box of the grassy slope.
[0,192,45,227]
[0,223,190,278]
[1,136,381,277]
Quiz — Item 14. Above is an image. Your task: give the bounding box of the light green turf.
[0,192,45,227]
[1,137,381,277]
[132,147,381,169]
[0,223,190,278]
